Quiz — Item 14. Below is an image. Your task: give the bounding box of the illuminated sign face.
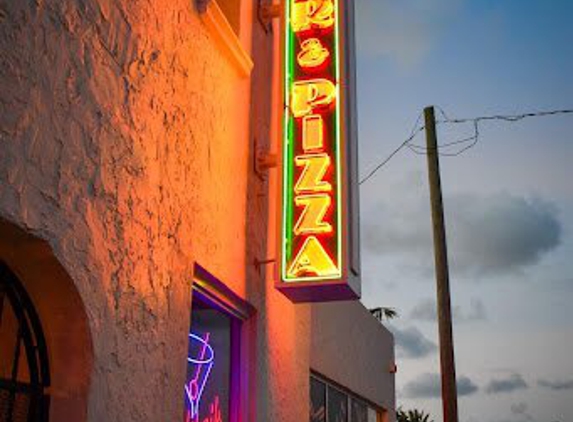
[279,0,360,302]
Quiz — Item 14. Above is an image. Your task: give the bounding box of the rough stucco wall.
[311,301,396,416]
[0,0,318,420]
[0,0,252,420]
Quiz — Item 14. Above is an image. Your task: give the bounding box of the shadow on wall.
[0,217,93,422]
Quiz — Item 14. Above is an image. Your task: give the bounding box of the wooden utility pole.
[424,106,459,422]
[0,289,4,326]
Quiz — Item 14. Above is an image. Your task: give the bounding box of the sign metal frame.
[277,0,360,302]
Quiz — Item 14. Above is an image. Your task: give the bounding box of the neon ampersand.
[297,38,330,68]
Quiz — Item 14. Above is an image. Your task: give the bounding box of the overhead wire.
[359,112,425,185]
[359,108,573,185]
[407,119,480,157]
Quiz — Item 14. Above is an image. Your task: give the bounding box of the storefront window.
[310,377,326,422]
[367,408,378,422]
[185,295,234,422]
[350,398,368,422]
[310,375,382,422]
[328,385,349,422]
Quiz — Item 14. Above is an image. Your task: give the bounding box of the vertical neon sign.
[279,0,360,302]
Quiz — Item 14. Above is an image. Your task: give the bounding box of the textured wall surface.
[0,0,255,420]
[311,301,396,417]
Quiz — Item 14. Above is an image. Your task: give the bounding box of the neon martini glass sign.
[185,332,221,422]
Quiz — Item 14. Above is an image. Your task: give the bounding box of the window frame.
[310,371,385,422]
[189,263,256,422]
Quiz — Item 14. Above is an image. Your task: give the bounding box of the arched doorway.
[0,218,93,422]
[0,261,50,422]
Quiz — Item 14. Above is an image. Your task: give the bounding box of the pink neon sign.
[185,332,223,422]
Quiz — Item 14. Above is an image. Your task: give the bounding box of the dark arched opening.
[0,218,93,422]
[0,261,50,422]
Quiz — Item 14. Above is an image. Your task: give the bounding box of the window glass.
[310,377,327,422]
[350,398,368,422]
[310,375,382,422]
[327,385,348,422]
[184,297,232,422]
[367,408,378,422]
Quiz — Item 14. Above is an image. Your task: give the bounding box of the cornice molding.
[200,1,254,79]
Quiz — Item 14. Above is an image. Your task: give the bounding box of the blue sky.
[354,1,573,422]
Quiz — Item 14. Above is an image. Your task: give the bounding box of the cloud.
[458,376,480,396]
[402,373,478,398]
[355,0,463,67]
[410,298,486,322]
[511,402,534,421]
[403,373,441,399]
[410,299,437,321]
[462,299,487,321]
[486,374,528,394]
[363,192,562,278]
[489,403,534,422]
[511,402,529,415]
[392,326,437,359]
[490,403,534,422]
[538,378,573,391]
[492,418,534,422]
[448,194,562,276]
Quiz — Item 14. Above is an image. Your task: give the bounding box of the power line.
[359,113,425,185]
[437,107,573,124]
[358,129,422,185]
[411,108,573,156]
[359,107,573,185]
[407,119,480,157]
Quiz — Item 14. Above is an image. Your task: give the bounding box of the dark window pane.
[185,299,232,422]
[327,385,348,422]
[350,398,368,422]
[310,377,326,422]
[368,407,378,422]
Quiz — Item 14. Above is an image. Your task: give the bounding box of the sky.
[353,1,573,422]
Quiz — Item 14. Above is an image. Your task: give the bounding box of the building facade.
[0,1,395,421]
